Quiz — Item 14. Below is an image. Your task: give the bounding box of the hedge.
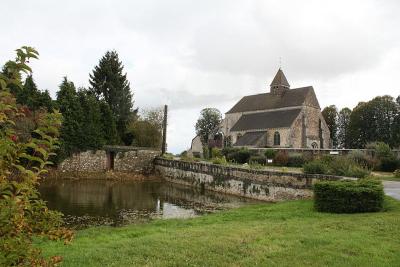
[313,179,384,213]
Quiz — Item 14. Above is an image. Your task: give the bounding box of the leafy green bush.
[394,169,400,178]
[212,157,227,165]
[379,157,399,172]
[347,150,377,170]
[287,153,305,167]
[249,155,266,165]
[273,151,289,166]
[211,148,223,158]
[303,160,328,174]
[314,179,384,213]
[223,148,252,164]
[264,149,277,159]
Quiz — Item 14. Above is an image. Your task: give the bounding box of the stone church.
[222,68,330,149]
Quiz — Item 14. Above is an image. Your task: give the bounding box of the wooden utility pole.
[161,105,168,154]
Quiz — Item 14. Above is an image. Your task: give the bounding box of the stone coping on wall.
[154,157,345,189]
[103,145,161,153]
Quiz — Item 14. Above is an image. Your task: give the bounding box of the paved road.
[383,181,400,200]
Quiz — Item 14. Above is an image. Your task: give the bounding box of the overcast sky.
[1,0,400,153]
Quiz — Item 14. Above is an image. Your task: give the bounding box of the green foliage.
[273,151,289,166]
[126,107,163,148]
[348,96,400,148]
[211,156,227,165]
[303,160,329,174]
[304,155,371,178]
[314,179,384,213]
[287,153,306,167]
[394,169,400,178]
[248,155,266,165]
[322,105,338,147]
[89,51,135,143]
[99,100,118,145]
[368,142,399,172]
[222,148,251,164]
[337,107,352,148]
[211,148,222,158]
[264,149,277,159]
[195,108,222,147]
[0,47,73,266]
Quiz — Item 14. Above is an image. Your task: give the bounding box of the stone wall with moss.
[154,158,343,201]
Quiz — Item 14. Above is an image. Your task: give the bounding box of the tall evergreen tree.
[322,105,338,147]
[99,101,119,145]
[77,89,105,150]
[56,77,84,158]
[337,107,352,148]
[89,51,134,143]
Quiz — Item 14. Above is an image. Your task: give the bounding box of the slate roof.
[270,68,290,87]
[234,131,267,146]
[226,86,315,114]
[230,108,302,132]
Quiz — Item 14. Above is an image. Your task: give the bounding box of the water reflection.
[39,179,259,228]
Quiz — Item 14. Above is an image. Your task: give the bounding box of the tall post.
[161,105,168,154]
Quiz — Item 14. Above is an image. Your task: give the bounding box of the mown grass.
[38,198,400,267]
[371,171,400,182]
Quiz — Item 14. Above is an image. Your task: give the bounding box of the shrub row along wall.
[154,158,344,201]
[58,148,161,174]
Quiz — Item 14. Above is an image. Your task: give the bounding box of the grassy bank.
[38,199,400,266]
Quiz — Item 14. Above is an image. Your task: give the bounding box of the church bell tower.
[270,68,290,96]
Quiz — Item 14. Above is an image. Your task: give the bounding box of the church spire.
[270,68,290,96]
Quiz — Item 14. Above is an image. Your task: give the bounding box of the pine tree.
[89,51,134,143]
[99,101,119,145]
[56,77,84,158]
[77,89,105,149]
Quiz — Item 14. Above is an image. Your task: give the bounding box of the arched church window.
[273,131,280,146]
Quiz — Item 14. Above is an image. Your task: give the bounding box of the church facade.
[222,69,330,149]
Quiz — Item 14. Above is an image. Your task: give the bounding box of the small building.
[222,69,330,148]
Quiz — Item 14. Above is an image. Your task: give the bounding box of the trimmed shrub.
[314,179,384,213]
[274,151,289,166]
[303,160,328,174]
[287,153,305,167]
[249,155,266,165]
[394,169,400,178]
[264,149,277,159]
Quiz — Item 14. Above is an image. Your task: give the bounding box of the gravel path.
[383,181,400,200]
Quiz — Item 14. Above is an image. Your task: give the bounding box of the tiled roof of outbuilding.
[230,108,302,132]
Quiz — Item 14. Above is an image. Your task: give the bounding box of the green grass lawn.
[371,171,400,182]
[38,198,400,267]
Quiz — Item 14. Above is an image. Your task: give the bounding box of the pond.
[39,178,261,229]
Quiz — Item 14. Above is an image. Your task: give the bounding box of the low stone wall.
[58,148,160,174]
[154,158,344,201]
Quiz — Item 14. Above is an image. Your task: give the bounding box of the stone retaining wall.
[154,158,344,201]
[58,148,160,174]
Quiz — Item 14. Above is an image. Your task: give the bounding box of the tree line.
[322,95,400,149]
[4,50,164,161]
